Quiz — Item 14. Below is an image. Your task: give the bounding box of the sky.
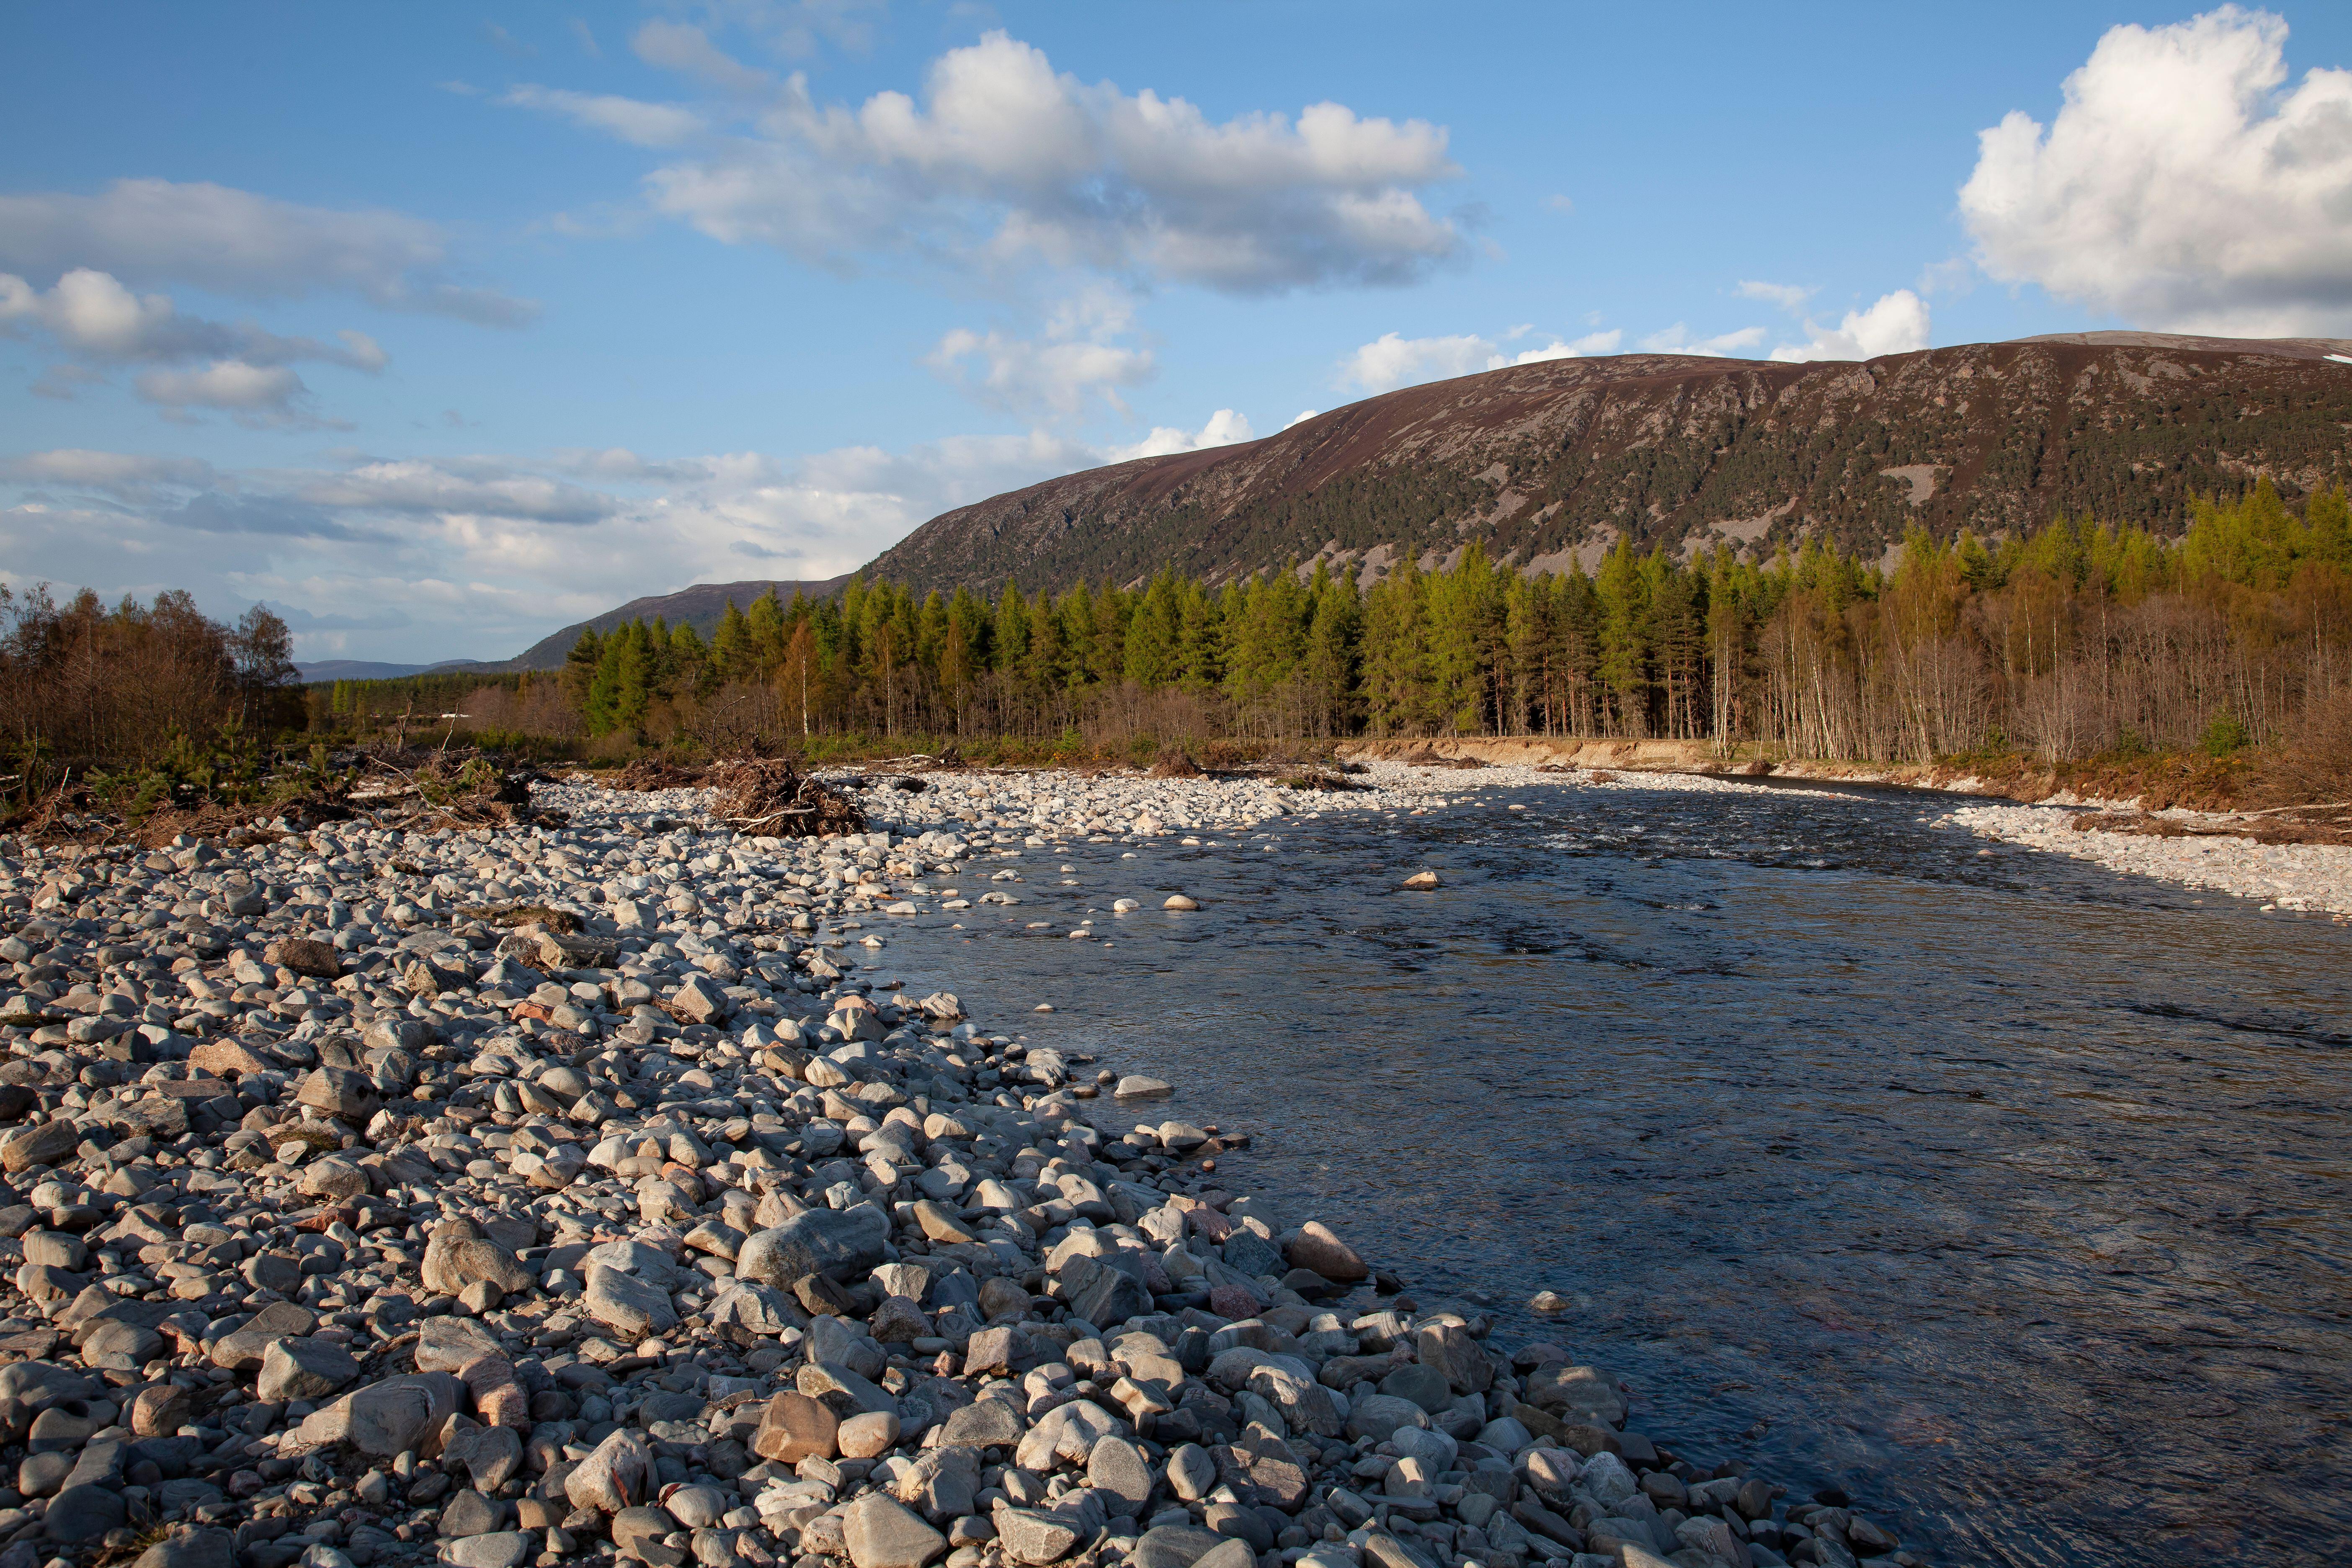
[5,1,2352,665]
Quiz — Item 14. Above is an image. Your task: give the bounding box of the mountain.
[500,576,851,670]
[866,333,2352,594]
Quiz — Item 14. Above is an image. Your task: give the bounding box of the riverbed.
[860,779,2352,1568]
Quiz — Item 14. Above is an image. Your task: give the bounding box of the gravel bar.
[0,769,1926,1568]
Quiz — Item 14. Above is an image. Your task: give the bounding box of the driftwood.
[706,759,867,838]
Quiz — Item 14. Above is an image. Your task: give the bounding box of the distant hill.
[297,659,434,682]
[867,333,2352,594]
[499,576,851,671]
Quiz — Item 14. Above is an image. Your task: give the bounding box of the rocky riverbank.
[1944,802,2352,916]
[0,768,1928,1568]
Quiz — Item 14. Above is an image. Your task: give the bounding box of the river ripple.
[867,782,2352,1568]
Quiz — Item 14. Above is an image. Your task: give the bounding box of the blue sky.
[6,1,2351,663]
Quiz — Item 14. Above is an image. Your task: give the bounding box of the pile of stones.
[0,780,1925,1568]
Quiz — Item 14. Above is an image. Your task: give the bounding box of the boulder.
[1284,1222,1368,1283]
[295,1066,378,1121]
[736,1207,891,1290]
[840,1493,946,1568]
[1014,1400,1120,1473]
[584,1265,678,1339]
[750,1391,837,1464]
[43,1483,126,1541]
[132,1527,235,1568]
[1,1121,79,1173]
[440,1532,531,1568]
[299,1372,466,1456]
[995,1509,1086,1566]
[565,1428,655,1514]
[415,1314,505,1373]
[211,1302,319,1372]
[257,1338,360,1403]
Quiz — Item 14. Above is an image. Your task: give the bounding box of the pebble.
[0,765,1938,1568]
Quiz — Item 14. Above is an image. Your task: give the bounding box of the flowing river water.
[855,780,2352,1567]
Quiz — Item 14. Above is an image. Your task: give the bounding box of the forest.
[8,482,2350,800]
[317,480,2352,774]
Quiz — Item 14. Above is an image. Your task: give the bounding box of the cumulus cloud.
[1,268,387,370]
[1637,322,1768,357]
[929,327,1155,415]
[133,361,314,423]
[1337,332,1493,392]
[502,85,705,147]
[292,460,625,524]
[1337,326,1624,392]
[1507,330,1620,365]
[1767,289,1931,362]
[925,289,1160,415]
[0,449,218,498]
[1286,409,1321,428]
[0,179,536,325]
[1960,7,2352,335]
[1103,410,1255,463]
[631,31,1463,294]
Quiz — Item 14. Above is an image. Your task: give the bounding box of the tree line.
[12,480,2348,789]
[418,479,2350,767]
[1,585,298,781]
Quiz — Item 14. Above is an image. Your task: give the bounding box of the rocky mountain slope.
[867,333,2352,593]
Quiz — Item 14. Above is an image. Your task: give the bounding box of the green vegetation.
[11,483,2350,818]
[354,479,2344,771]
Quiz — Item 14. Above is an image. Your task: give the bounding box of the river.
[857,779,2352,1567]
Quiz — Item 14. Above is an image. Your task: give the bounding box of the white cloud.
[1545,194,1575,214]
[1637,322,1768,357]
[1,268,388,369]
[0,449,218,497]
[926,288,1159,416]
[0,429,1119,660]
[1960,6,2352,335]
[293,460,625,524]
[1507,329,1620,365]
[132,361,324,428]
[1767,289,1931,362]
[928,328,1155,415]
[1338,326,1625,392]
[1285,409,1320,428]
[1338,332,1495,392]
[1735,279,1813,312]
[1103,410,1256,462]
[0,179,536,325]
[634,31,1463,294]
[502,85,704,147]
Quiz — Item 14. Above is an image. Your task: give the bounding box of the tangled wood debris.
[705,757,867,836]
